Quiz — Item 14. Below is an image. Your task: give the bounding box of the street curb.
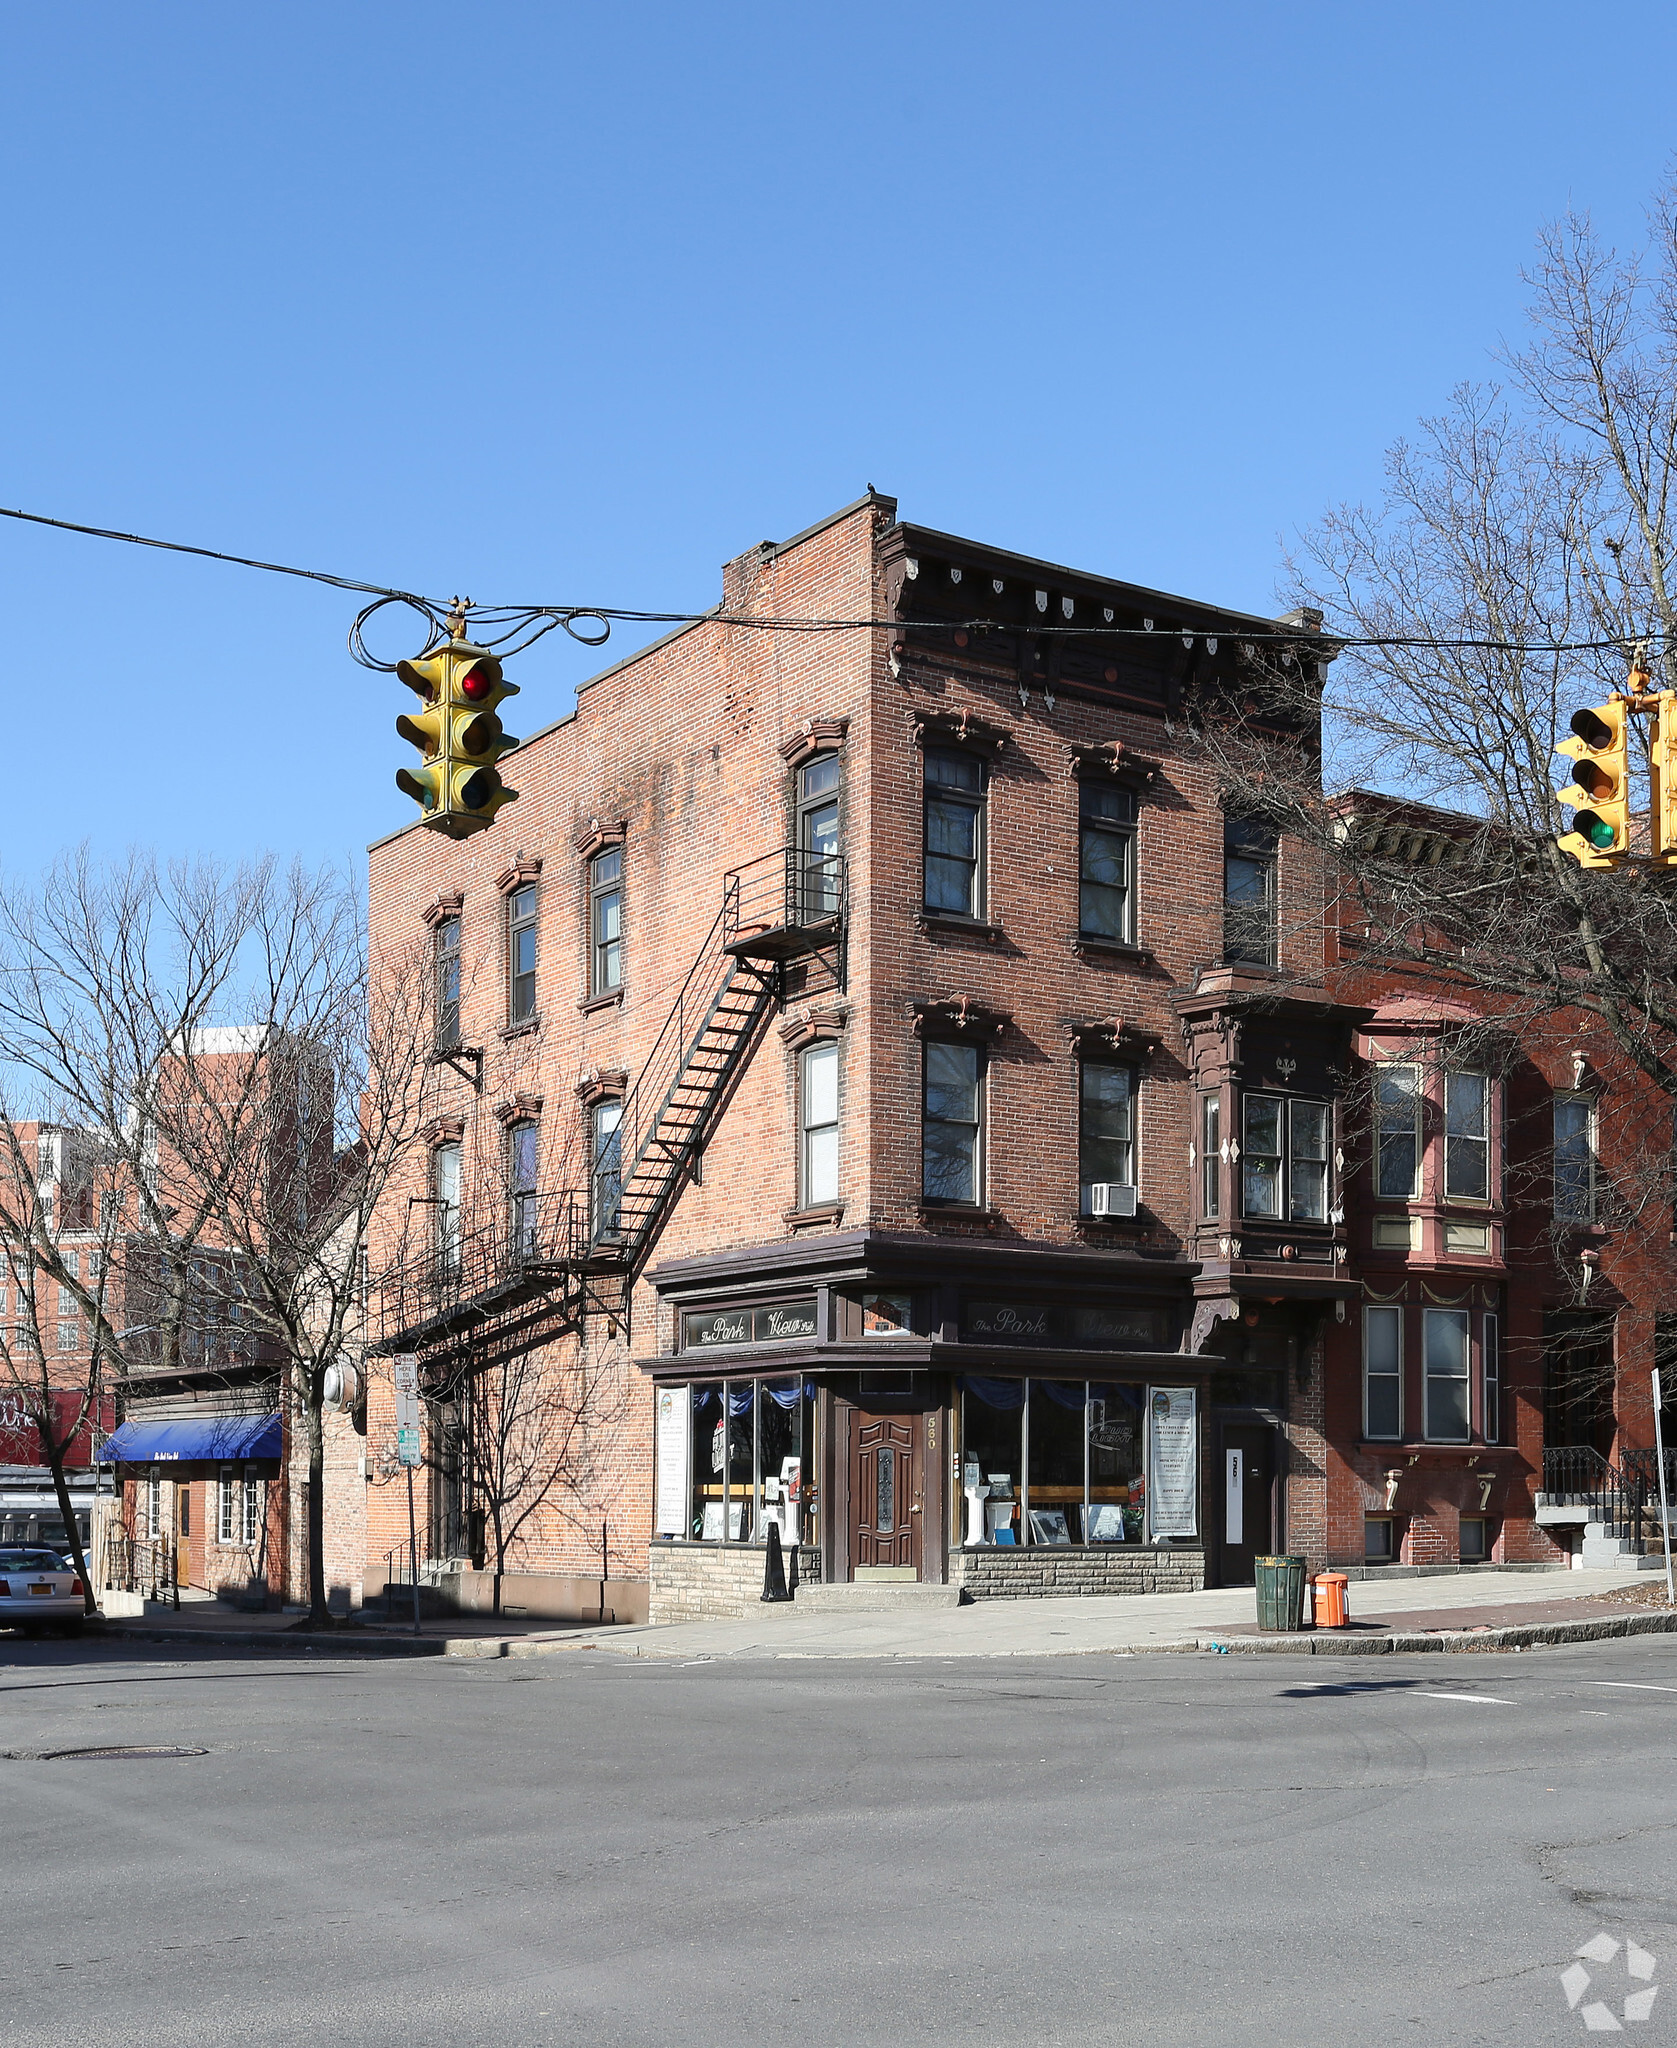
[82,1621,602,1659]
[1193,1609,1677,1656]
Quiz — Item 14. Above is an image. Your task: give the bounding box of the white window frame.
[217,1465,237,1544]
[1374,1061,1421,1200]
[1443,1070,1490,1203]
[144,1470,161,1541]
[799,1042,839,1208]
[1363,1304,1403,1441]
[241,1476,263,1548]
[1423,1307,1472,1444]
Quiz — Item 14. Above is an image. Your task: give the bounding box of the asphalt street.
[2,1633,1674,2047]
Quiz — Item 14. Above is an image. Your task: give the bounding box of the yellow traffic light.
[1555,698,1631,868]
[395,641,520,839]
[1651,690,1677,864]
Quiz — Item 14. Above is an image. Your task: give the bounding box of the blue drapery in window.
[962,1375,1026,1411]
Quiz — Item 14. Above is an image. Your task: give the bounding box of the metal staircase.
[598,846,845,1276]
[1537,1446,1671,1570]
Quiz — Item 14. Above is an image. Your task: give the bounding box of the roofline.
[891,520,1296,634]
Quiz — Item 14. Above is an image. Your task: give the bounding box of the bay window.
[1424,1308,1471,1442]
[1374,1064,1420,1198]
[1444,1072,1489,1200]
[1363,1305,1402,1440]
[1242,1095,1333,1221]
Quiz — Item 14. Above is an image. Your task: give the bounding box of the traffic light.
[1555,698,1631,867]
[394,641,520,839]
[1651,691,1677,863]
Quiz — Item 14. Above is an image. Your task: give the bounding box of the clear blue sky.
[2,2,1673,873]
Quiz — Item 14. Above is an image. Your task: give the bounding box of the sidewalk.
[56,1567,1677,1663]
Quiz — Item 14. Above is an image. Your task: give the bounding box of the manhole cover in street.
[38,1745,208,1761]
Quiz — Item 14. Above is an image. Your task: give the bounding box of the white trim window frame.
[1443,1070,1490,1202]
[1374,1062,1421,1200]
[1363,1304,1403,1441]
[217,1465,237,1544]
[799,1042,840,1208]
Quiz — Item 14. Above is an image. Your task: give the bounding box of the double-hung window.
[1444,1072,1489,1200]
[797,754,841,918]
[1242,1095,1332,1221]
[508,1121,539,1259]
[590,849,624,996]
[1374,1064,1420,1199]
[924,751,985,918]
[435,917,461,1051]
[1079,783,1136,943]
[1423,1308,1471,1442]
[1554,1094,1596,1220]
[434,1142,462,1279]
[1363,1305,1402,1440]
[217,1467,237,1544]
[1079,1062,1136,1212]
[922,1042,982,1205]
[1483,1311,1500,1444]
[1223,818,1277,966]
[508,886,538,1025]
[591,1098,623,1240]
[800,1043,839,1207]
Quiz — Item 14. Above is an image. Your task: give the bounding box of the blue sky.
[2,2,1674,873]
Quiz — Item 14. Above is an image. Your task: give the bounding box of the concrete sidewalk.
[548,1566,1677,1661]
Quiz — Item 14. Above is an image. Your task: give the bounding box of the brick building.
[362,492,1672,1623]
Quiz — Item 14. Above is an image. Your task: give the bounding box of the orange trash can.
[1313,1572,1350,1629]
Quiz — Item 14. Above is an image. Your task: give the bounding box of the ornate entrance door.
[851,1414,922,1576]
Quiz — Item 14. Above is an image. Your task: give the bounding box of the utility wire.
[0,500,1663,672]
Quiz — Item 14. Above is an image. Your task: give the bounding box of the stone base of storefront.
[649,1540,824,1623]
[950,1545,1206,1600]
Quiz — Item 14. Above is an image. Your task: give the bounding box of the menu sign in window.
[1148,1386,1198,1538]
[683,1299,819,1349]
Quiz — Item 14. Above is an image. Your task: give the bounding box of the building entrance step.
[788,1583,964,1614]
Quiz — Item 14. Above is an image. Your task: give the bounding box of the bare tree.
[1194,182,1677,1267]
[0,849,432,1626]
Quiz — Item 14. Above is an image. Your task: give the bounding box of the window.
[56,1318,76,1353]
[796,754,841,917]
[678,1377,815,1547]
[1460,1516,1490,1562]
[1363,1305,1402,1440]
[922,1041,982,1205]
[799,1043,839,1207]
[241,1476,263,1546]
[507,1121,539,1258]
[1079,782,1136,943]
[591,1097,623,1240]
[507,885,538,1024]
[217,1467,237,1544]
[1200,1096,1221,1218]
[1223,817,1277,966]
[434,917,461,1051]
[1424,1308,1471,1442]
[1364,1516,1395,1563]
[1374,1064,1420,1199]
[1483,1311,1500,1444]
[1444,1072,1489,1200]
[924,750,985,918]
[958,1378,1147,1546]
[434,1142,461,1279]
[1554,1093,1596,1220]
[144,1472,161,1541]
[1242,1095,1332,1221]
[590,848,623,996]
[1079,1063,1136,1210]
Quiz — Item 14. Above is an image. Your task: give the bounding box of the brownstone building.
[361,492,1670,1623]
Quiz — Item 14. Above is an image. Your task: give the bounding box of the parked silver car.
[0,1547,87,1634]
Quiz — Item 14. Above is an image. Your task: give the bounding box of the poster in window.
[1148,1386,1198,1538]
[654,1386,691,1536]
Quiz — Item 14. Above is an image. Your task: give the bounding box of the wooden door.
[1218,1424,1274,1587]
[175,1480,192,1586]
[851,1414,921,1576]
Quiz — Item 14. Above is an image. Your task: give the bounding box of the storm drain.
[35,1745,208,1761]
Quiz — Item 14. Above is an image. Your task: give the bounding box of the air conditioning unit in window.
[1088,1183,1138,1218]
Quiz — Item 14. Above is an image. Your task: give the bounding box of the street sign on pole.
[393,1353,421,1468]
[1654,1369,1675,1609]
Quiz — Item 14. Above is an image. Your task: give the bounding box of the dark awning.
[97,1414,282,1464]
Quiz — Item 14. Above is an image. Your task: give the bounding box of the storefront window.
[1088,1383,1144,1542]
[960,1377,1148,1547]
[1027,1382,1086,1542]
[675,1377,815,1546]
[690,1382,724,1540]
[756,1377,803,1545]
[960,1378,1024,1543]
[727,1383,755,1541]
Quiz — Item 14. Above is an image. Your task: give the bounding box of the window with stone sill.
[1554,1092,1596,1221]
[799,1041,839,1209]
[924,749,986,920]
[507,884,538,1026]
[922,1040,983,1205]
[434,916,462,1052]
[590,848,624,997]
[1079,782,1136,946]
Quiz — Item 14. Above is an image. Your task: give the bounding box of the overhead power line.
[0,500,1660,672]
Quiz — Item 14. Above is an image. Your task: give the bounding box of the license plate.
[28,1584,52,1596]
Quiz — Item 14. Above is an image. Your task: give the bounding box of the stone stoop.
[783,1583,964,1614]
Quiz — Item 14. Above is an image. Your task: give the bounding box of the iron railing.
[722,846,847,947]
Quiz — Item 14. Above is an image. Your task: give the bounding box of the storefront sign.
[654,1385,691,1536]
[683,1300,818,1349]
[1148,1386,1197,1538]
[964,1301,1167,1348]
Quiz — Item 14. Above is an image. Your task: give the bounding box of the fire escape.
[372,846,845,1381]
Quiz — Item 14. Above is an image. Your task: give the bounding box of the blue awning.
[97,1414,282,1464]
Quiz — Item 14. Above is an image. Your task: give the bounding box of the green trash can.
[1254,1554,1308,1632]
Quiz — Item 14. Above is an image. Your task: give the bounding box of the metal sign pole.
[393,1353,423,1636]
[1654,1369,1675,1609]
[405,1464,421,1636]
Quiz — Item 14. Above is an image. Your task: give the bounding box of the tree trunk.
[45,1436,96,1617]
[303,1372,328,1626]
